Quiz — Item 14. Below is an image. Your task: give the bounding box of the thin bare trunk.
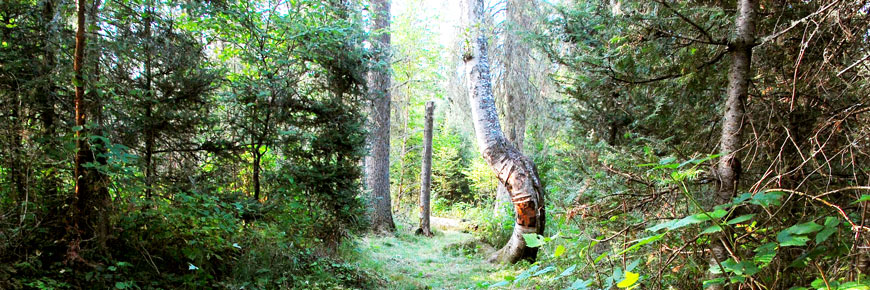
[463,0,546,264]
[418,101,434,237]
[365,0,395,233]
[69,0,109,264]
[708,0,756,288]
[144,1,154,198]
[253,144,261,200]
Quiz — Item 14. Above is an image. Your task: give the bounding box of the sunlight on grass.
[343,226,511,289]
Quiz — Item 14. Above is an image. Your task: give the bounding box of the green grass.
[344,226,511,289]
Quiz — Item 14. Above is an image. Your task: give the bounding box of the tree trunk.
[69,0,109,264]
[494,0,531,218]
[418,101,434,237]
[40,0,59,199]
[253,144,261,201]
[143,1,154,199]
[365,0,395,234]
[463,0,546,264]
[708,0,756,288]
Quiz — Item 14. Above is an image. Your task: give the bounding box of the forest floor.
[347,218,509,289]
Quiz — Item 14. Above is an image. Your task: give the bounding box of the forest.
[0,0,868,289]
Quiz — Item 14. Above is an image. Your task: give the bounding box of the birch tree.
[463,0,546,263]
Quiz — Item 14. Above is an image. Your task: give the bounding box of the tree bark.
[463,0,546,264]
[253,144,261,200]
[69,0,109,264]
[708,0,756,288]
[494,0,531,218]
[40,0,60,199]
[365,0,395,233]
[143,1,155,199]
[418,101,434,237]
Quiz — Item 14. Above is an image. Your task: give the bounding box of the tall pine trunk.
[418,101,434,237]
[708,0,756,288]
[365,0,395,233]
[463,0,546,264]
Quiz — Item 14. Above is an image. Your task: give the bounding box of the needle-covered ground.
[344,223,509,289]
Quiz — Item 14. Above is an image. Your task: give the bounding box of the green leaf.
[554,264,576,280]
[594,251,608,264]
[617,271,639,288]
[753,242,777,264]
[726,214,756,225]
[837,282,870,290]
[816,217,840,243]
[567,279,592,290]
[659,156,676,165]
[554,245,566,257]
[777,221,823,247]
[703,278,726,288]
[523,234,545,248]
[533,266,556,277]
[616,233,664,255]
[751,191,785,207]
[853,195,870,204]
[702,225,723,234]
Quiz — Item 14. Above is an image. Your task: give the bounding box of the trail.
[351,218,504,289]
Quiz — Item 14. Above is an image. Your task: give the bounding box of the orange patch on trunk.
[515,201,537,227]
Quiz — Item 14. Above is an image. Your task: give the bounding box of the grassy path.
[348,227,505,289]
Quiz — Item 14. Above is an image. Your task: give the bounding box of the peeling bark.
[463,0,546,264]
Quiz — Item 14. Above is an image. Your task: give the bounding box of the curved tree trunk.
[494,0,531,219]
[708,0,756,288]
[463,0,546,264]
[365,0,396,233]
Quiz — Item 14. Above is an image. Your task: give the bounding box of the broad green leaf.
[554,264,576,280]
[816,217,840,243]
[533,266,556,277]
[751,191,785,207]
[516,265,538,281]
[554,245,566,257]
[617,271,639,288]
[567,279,592,290]
[702,225,723,234]
[726,214,756,225]
[791,221,824,234]
[777,221,823,247]
[753,242,777,264]
[523,234,545,248]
